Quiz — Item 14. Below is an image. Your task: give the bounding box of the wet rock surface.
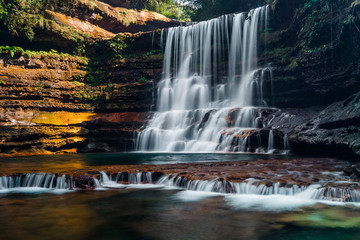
[290,91,360,159]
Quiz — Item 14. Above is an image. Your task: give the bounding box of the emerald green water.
[1,189,360,240]
[0,153,359,240]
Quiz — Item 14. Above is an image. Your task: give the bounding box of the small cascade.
[151,30,155,49]
[5,171,358,204]
[283,133,290,154]
[156,175,360,202]
[93,172,360,203]
[0,173,72,191]
[136,6,288,153]
[267,129,275,153]
[94,171,155,188]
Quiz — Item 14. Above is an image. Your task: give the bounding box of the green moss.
[288,58,298,69]
[71,81,84,86]
[264,47,294,64]
[273,76,297,82]
[351,0,360,7]
[47,19,90,44]
[0,46,24,57]
[138,76,148,83]
[109,35,128,58]
[282,208,360,228]
[0,45,88,64]
[143,49,160,58]
[344,14,355,24]
[304,0,320,10]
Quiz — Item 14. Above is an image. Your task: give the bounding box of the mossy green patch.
[0,45,88,64]
[281,208,360,228]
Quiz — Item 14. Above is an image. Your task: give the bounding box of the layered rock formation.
[262,0,360,108]
[0,29,163,157]
[259,0,360,159]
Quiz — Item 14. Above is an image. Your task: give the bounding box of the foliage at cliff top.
[0,0,89,41]
[138,0,194,22]
[130,0,270,21]
[0,0,173,44]
[188,0,270,21]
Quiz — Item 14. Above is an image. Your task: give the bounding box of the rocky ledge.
[0,158,358,197]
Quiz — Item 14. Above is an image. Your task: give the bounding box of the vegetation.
[129,0,273,21]
[144,0,194,21]
[126,0,194,21]
[187,0,269,21]
[0,0,81,41]
[108,35,128,59]
[138,76,148,83]
[0,45,88,62]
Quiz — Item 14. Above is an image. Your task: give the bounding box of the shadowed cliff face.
[257,0,360,159]
[260,0,360,108]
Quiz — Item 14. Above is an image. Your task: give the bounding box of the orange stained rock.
[0,65,85,81]
[239,130,254,138]
[33,112,97,125]
[1,110,148,126]
[92,112,147,123]
[226,108,240,124]
[78,0,170,25]
[47,10,115,38]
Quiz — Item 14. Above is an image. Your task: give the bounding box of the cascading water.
[136,5,285,153]
[0,173,73,193]
[267,129,275,153]
[93,171,360,204]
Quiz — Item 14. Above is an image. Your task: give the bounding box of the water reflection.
[1,189,360,240]
[0,152,290,174]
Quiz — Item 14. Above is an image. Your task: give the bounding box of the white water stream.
[93,171,360,211]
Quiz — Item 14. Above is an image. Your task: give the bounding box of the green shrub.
[109,35,128,58]
[0,0,80,41]
[0,45,24,57]
[138,76,148,83]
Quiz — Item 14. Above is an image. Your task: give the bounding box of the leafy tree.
[189,0,269,21]
[0,0,79,41]
[129,0,195,21]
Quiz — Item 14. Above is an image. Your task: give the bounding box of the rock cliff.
[0,0,169,157]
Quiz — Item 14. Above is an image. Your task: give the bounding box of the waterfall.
[0,173,72,192]
[137,6,281,153]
